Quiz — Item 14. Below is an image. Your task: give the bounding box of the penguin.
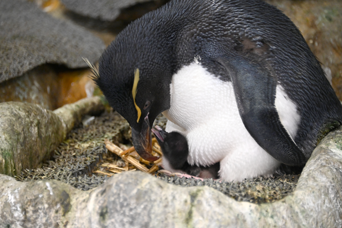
[94,0,342,181]
[152,125,220,179]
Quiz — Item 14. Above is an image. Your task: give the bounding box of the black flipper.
[217,56,306,166]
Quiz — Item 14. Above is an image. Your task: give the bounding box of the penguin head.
[95,22,174,161]
[152,126,189,169]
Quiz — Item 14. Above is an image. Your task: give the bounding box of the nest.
[16,110,300,203]
[94,138,162,176]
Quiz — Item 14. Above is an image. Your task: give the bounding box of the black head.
[94,10,178,161]
[152,126,189,169]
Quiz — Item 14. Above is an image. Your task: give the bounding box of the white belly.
[162,61,300,181]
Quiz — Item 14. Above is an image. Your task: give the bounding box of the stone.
[0,97,105,176]
[1,126,342,227]
[60,0,152,21]
[0,65,60,110]
[0,102,65,176]
[0,0,105,83]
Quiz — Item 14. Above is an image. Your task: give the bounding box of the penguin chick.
[152,126,220,179]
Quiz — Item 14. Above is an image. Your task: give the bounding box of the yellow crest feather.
[132,68,141,123]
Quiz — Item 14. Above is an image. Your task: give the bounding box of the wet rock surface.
[0,0,105,83]
[0,65,60,110]
[1,125,342,227]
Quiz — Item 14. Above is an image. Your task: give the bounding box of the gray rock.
[1,126,342,227]
[0,174,77,227]
[0,97,105,176]
[0,0,105,83]
[0,102,65,176]
[60,0,152,21]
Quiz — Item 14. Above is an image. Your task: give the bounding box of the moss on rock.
[0,102,65,176]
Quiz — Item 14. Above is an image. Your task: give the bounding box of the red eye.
[144,101,151,110]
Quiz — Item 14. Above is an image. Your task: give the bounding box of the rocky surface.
[0,66,98,110]
[60,0,152,21]
[0,102,65,176]
[0,97,105,176]
[1,126,342,227]
[0,0,105,83]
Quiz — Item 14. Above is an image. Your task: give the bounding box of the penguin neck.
[129,2,193,74]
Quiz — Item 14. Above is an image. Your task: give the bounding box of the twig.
[105,140,150,172]
[93,170,113,177]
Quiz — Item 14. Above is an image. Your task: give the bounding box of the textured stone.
[0,97,105,176]
[0,0,105,83]
[0,175,78,227]
[1,126,342,227]
[0,102,65,176]
[60,0,152,21]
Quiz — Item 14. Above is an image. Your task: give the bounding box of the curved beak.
[151,125,167,143]
[131,115,160,162]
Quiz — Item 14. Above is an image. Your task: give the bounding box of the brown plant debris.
[93,139,162,176]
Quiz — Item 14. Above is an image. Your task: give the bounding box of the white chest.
[162,61,301,181]
[163,62,244,164]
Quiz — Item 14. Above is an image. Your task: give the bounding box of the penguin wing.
[217,56,306,166]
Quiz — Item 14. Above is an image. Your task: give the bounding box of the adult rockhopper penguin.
[94,0,342,181]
